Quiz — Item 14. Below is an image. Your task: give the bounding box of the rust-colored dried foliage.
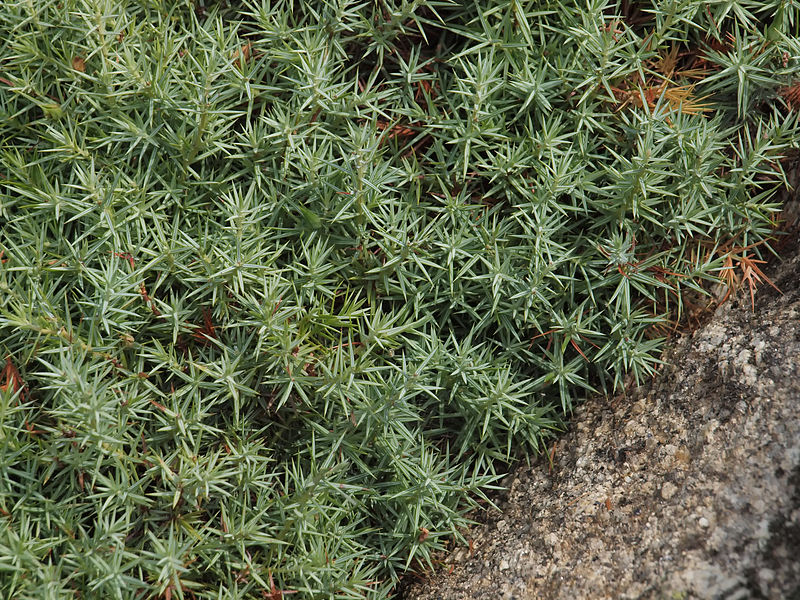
[780,81,800,111]
[1,357,26,401]
[611,43,713,116]
[232,41,253,68]
[696,239,783,313]
[192,308,218,345]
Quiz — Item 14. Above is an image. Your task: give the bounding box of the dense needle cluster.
[0,0,798,597]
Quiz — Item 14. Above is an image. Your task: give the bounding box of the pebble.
[758,568,775,583]
[661,482,678,501]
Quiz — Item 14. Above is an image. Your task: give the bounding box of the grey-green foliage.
[0,0,798,597]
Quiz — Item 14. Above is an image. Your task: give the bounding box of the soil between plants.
[402,225,800,599]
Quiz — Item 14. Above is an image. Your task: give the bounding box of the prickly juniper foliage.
[0,0,798,597]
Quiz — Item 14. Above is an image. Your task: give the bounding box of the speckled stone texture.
[403,240,800,600]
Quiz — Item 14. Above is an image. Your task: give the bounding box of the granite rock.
[402,238,800,599]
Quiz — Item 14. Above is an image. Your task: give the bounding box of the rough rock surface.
[403,238,800,600]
